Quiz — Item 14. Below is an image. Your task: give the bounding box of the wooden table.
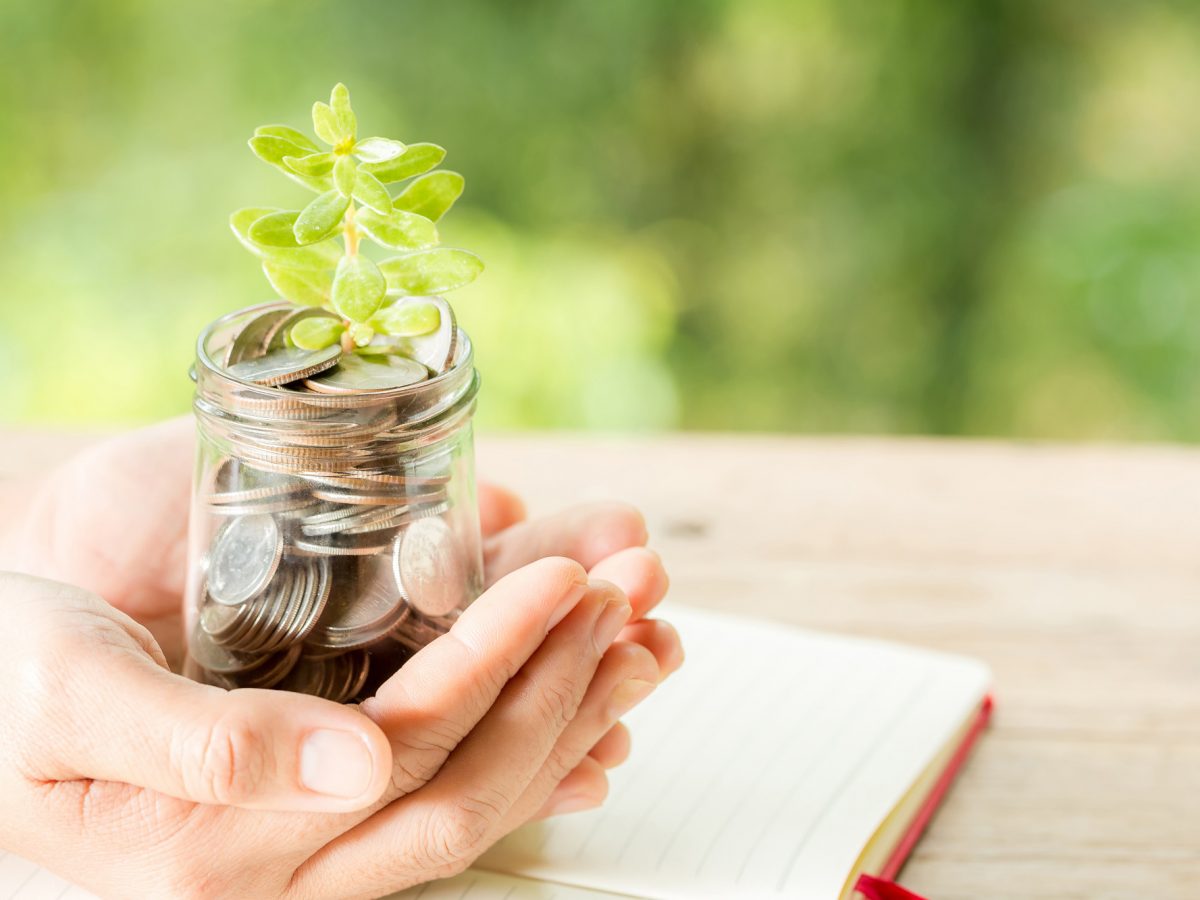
[3,432,1198,898]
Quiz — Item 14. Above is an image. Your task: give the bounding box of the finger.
[484,501,648,587]
[588,721,632,769]
[292,582,632,898]
[533,756,610,819]
[359,557,588,799]
[497,638,658,830]
[477,481,526,536]
[587,546,669,621]
[14,575,392,814]
[618,618,685,681]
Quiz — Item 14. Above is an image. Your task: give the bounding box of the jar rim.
[194,300,474,404]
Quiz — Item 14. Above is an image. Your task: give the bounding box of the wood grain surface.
[3,430,1198,898]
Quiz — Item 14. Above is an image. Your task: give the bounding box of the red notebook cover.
[854,695,994,900]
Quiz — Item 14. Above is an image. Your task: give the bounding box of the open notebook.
[0,607,990,900]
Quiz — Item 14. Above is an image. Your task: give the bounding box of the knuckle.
[175,714,269,806]
[416,792,506,875]
[533,678,580,734]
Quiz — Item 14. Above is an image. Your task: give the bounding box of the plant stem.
[343,203,360,258]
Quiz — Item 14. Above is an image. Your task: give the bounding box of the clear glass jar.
[182,302,483,701]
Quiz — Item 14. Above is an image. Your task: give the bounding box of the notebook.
[0,606,991,900]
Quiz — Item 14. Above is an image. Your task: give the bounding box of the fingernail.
[608,678,655,718]
[593,598,632,651]
[300,729,375,799]
[543,791,601,817]
[548,576,589,631]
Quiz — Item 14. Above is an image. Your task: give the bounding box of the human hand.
[0,422,682,897]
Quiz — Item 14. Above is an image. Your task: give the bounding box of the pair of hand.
[0,420,682,898]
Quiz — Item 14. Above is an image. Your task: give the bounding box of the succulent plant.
[230,83,482,356]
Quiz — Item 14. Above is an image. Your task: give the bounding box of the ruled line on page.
[676,659,841,873]
[565,643,757,861]
[610,646,789,864]
[774,673,934,892]
[729,659,900,884]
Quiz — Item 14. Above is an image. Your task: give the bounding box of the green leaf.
[255,125,319,153]
[249,134,313,167]
[379,249,484,295]
[357,208,438,250]
[331,255,387,322]
[284,152,334,176]
[348,322,375,347]
[392,171,465,222]
[262,260,334,306]
[360,143,446,183]
[334,154,357,197]
[355,137,406,163]
[232,208,341,267]
[231,207,282,253]
[291,316,344,350]
[248,211,304,248]
[330,83,357,141]
[370,299,441,336]
[352,169,392,214]
[294,190,350,245]
[312,101,341,144]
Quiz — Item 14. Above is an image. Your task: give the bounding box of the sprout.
[230,84,482,354]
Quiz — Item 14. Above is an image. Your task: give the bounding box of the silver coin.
[207,514,283,606]
[225,308,295,367]
[228,345,342,386]
[292,535,394,557]
[301,504,406,536]
[303,352,430,393]
[390,296,457,374]
[206,481,308,505]
[302,352,429,393]
[208,495,314,517]
[190,628,269,674]
[264,306,340,353]
[289,557,332,645]
[308,555,408,649]
[393,517,468,617]
[235,644,303,689]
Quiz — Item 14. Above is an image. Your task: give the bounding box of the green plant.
[230,83,483,354]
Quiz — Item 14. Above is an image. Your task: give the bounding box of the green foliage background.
[3,1,1200,438]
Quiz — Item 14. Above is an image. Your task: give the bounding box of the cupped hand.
[0,420,683,898]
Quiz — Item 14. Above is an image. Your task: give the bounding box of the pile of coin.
[186,301,481,701]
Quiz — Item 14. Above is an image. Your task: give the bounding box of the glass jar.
[182,302,483,702]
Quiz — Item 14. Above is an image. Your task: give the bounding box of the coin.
[303,352,429,393]
[308,555,408,649]
[393,517,468,617]
[292,535,395,557]
[237,644,303,689]
[208,495,314,517]
[225,308,295,367]
[207,514,283,606]
[228,345,343,386]
[395,297,457,374]
[206,480,308,505]
[263,306,340,353]
[190,628,268,674]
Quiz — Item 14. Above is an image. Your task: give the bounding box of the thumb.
[14,576,392,812]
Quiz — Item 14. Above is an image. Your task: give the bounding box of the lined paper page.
[478,605,990,899]
[388,870,627,899]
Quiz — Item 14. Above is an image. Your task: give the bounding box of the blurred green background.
[3,1,1200,438]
